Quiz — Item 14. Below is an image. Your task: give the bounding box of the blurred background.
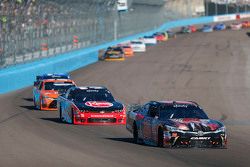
[0,0,250,68]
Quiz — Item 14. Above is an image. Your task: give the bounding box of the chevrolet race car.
[130,40,146,52]
[230,22,242,30]
[140,36,157,45]
[33,79,75,110]
[201,25,213,32]
[242,21,250,28]
[34,73,70,87]
[57,86,126,125]
[100,46,125,61]
[126,101,227,148]
[213,23,226,31]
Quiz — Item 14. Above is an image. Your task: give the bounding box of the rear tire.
[71,109,75,125]
[59,106,62,121]
[133,123,139,144]
[158,128,164,147]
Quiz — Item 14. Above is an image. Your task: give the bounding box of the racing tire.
[71,109,75,125]
[59,106,63,122]
[158,128,164,148]
[133,123,139,144]
[38,99,42,110]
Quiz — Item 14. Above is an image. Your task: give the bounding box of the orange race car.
[241,21,250,28]
[120,44,134,57]
[33,78,76,111]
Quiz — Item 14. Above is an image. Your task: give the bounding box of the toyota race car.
[141,36,157,45]
[57,86,126,125]
[33,79,76,110]
[119,44,134,57]
[153,32,168,42]
[130,40,146,52]
[166,30,176,38]
[180,25,197,33]
[213,23,226,31]
[126,101,227,148]
[230,22,242,30]
[100,46,125,61]
[242,21,250,28]
[201,25,213,32]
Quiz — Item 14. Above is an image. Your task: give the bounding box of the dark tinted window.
[159,106,208,120]
[44,82,74,91]
[73,89,114,102]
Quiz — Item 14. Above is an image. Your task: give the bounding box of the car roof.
[37,73,70,80]
[151,101,199,107]
[75,86,107,90]
[42,79,73,83]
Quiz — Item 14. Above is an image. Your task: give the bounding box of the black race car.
[126,101,227,148]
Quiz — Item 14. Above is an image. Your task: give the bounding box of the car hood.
[74,101,124,111]
[164,118,224,132]
[42,91,59,98]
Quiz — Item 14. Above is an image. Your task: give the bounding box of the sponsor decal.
[240,13,250,19]
[90,115,114,118]
[85,101,113,108]
[213,15,236,22]
[191,137,211,140]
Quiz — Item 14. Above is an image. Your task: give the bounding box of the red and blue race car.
[126,101,227,148]
[57,86,126,125]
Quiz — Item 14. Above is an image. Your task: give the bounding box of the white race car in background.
[130,40,146,52]
[230,22,242,30]
[140,36,157,45]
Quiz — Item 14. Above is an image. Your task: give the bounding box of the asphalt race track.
[1,29,250,167]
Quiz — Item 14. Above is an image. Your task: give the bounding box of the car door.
[142,104,153,140]
[62,88,74,122]
[34,81,43,106]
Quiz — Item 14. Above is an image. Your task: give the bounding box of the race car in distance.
[230,22,242,30]
[130,40,146,52]
[213,23,226,31]
[166,30,176,38]
[242,21,250,28]
[140,36,157,45]
[126,101,227,148]
[57,86,126,125]
[34,73,70,87]
[153,32,168,42]
[100,46,125,61]
[180,25,197,33]
[200,25,213,32]
[119,44,134,57]
[33,79,75,110]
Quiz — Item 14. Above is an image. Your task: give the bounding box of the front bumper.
[41,98,57,111]
[73,113,126,125]
[163,131,227,148]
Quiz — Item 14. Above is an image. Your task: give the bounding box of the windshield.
[131,41,142,44]
[74,90,114,102]
[159,106,208,120]
[44,82,74,91]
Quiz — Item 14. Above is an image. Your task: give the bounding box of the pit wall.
[0,13,248,94]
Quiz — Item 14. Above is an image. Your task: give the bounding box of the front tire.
[158,128,164,147]
[133,123,139,144]
[71,109,75,125]
[59,106,62,121]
